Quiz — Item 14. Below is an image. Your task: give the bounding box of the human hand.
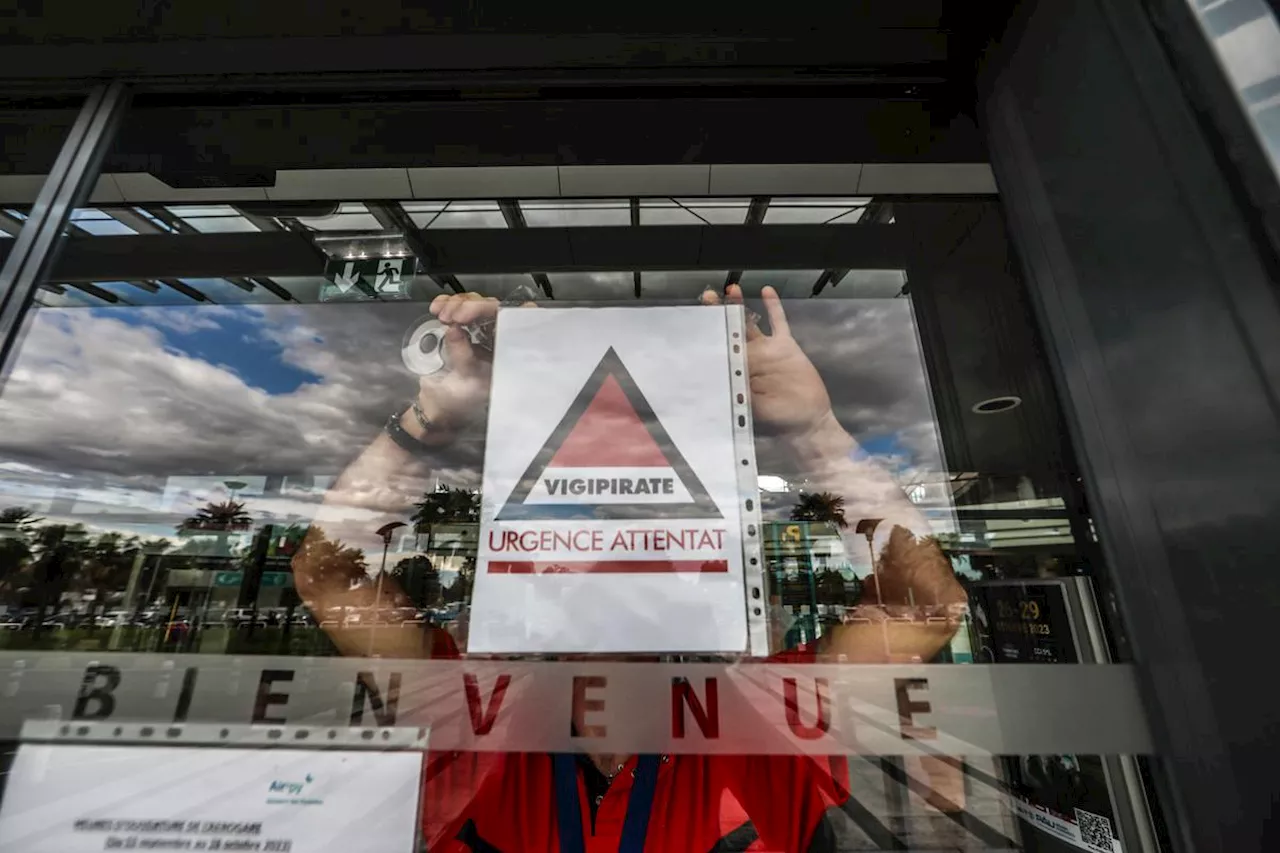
[407,293,500,434]
[701,285,838,445]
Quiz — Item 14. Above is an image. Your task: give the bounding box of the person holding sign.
[293,285,966,852]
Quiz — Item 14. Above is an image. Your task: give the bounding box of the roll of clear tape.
[401,317,449,375]
[401,317,495,375]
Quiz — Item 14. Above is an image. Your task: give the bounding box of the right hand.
[411,293,500,431]
[700,284,834,439]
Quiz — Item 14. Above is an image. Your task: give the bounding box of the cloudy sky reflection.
[0,298,945,566]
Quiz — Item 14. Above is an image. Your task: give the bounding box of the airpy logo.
[267,773,314,797]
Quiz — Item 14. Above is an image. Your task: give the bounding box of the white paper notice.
[0,744,422,852]
[470,305,750,654]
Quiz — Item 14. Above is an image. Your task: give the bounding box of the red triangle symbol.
[545,374,668,468]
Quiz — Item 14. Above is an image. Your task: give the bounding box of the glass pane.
[640,199,753,226]
[641,270,727,299]
[295,202,384,232]
[763,198,870,224]
[683,202,751,225]
[522,199,631,227]
[546,271,633,299]
[69,208,138,236]
[736,269,825,298]
[639,201,702,225]
[817,269,908,299]
[0,96,1154,853]
[425,204,508,229]
[403,200,450,227]
[454,273,538,298]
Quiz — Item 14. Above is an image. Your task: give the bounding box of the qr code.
[1075,808,1115,852]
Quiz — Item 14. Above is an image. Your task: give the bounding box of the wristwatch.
[384,402,437,455]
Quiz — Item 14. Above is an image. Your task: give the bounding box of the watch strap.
[410,398,434,433]
[385,407,436,456]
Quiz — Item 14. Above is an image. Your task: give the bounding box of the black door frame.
[982,1,1280,851]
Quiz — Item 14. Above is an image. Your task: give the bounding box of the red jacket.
[421,645,848,852]
[423,749,850,852]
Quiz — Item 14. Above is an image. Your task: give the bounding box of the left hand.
[409,293,500,431]
[701,285,833,439]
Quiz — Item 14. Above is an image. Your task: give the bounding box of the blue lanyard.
[553,754,660,853]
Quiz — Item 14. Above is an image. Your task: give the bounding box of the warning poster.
[470,306,751,653]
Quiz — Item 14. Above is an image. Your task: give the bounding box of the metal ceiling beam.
[531,272,553,298]
[110,100,982,173]
[0,210,24,237]
[498,203,547,298]
[273,216,330,268]
[810,270,836,296]
[100,206,163,235]
[0,224,911,281]
[247,277,296,302]
[0,4,980,77]
[498,200,526,229]
[811,198,886,296]
[233,206,282,232]
[430,273,464,294]
[66,281,123,303]
[139,205,197,235]
[810,269,852,297]
[366,203,399,232]
[366,201,438,271]
[860,200,895,225]
[726,196,772,286]
[157,278,210,302]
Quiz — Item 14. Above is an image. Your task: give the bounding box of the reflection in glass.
[165,204,263,234]
[736,270,825,299]
[545,271,633,300]
[423,201,508,229]
[453,273,540,298]
[68,208,138,236]
[0,202,1134,849]
[522,199,631,227]
[0,289,982,657]
[762,197,870,224]
[640,198,752,225]
[641,270,728,300]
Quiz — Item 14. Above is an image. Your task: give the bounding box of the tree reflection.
[0,507,39,606]
[412,485,479,606]
[789,491,849,528]
[0,506,170,636]
[292,524,370,598]
[178,500,253,532]
[390,554,441,609]
[815,568,855,605]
